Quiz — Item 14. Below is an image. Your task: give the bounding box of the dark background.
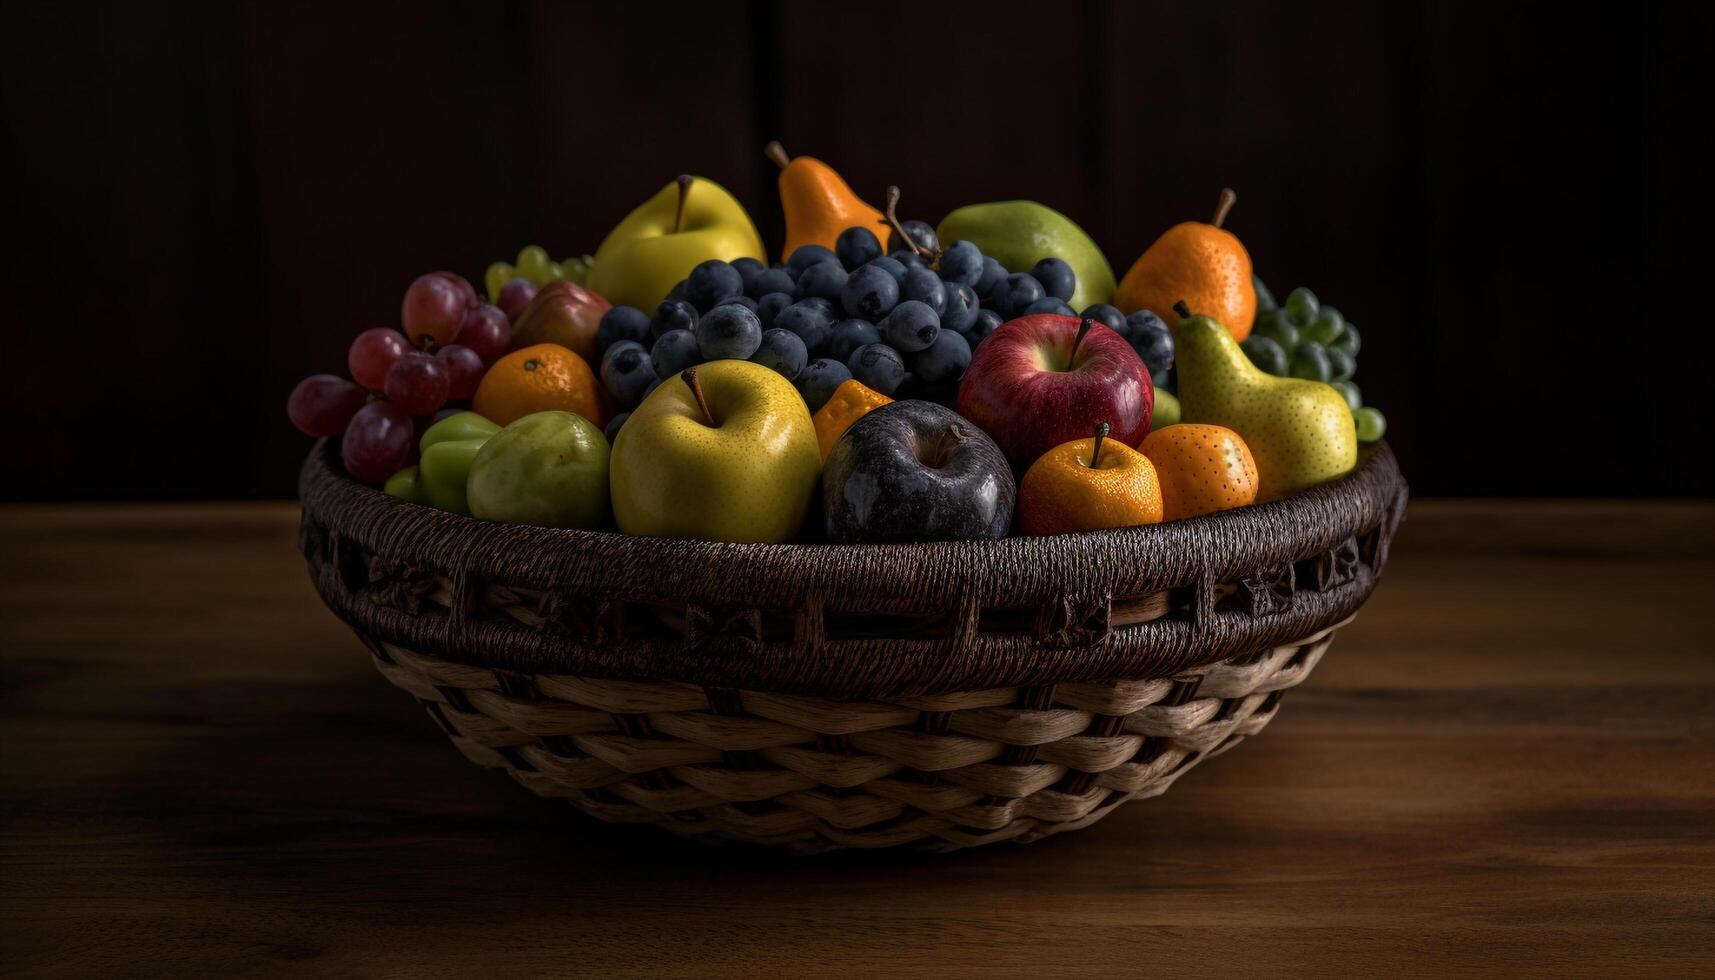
[2,1,1709,501]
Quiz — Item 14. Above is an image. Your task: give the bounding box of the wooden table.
[3,502,1711,977]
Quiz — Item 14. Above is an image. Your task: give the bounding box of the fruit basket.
[288,144,1405,851]
[298,437,1407,854]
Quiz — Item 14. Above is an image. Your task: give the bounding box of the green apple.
[420,440,487,514]
[421,411,500,450]
[415,412,500,515]
[467,411,611,528]
[610,359,819,543]
[384,465,423,503]
[587,175,765,311]
[936,200,1116,311]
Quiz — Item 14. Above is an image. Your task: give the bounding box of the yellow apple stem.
[883,186,938,264]
[1173,300,1193,320]
[681,367,716,427]
[1212,188,1237,228]
[763,141,791,170]
[1090,421,1111,468]
[673,175,693,234]
[1067,316,1094,369]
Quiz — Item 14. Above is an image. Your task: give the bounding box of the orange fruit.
[812,379,893,460]
[768,141,893,264]
[472,343,604,427]
[1113,189,1256,340]
[1139,423,1259,521]
[1018,426,1163,535]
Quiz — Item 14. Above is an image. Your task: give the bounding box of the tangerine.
[1138,423,1259,521]
[1018,424,1163,535]
[472,343,604,428]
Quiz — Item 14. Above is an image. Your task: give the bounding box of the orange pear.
[765,141,891,262]
[1115,188,1257,340]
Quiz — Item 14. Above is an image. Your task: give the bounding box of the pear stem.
[763,141,791,170]
[1173,300,1193,320]
[1090,421,1111,468]
[1211,188,1237,229]
[673,175,693,234]
[1067,316,1094,368]
[883,186,938,263]
[681,367,716,427]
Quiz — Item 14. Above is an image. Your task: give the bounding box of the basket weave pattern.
[300,441,1406,852]
[363,624,1338,851]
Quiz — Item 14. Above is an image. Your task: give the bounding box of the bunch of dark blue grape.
[590,221,984,415]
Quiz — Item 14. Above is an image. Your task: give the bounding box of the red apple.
[507,279,612,364]
[956,314,1154,470]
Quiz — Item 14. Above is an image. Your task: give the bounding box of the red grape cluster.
[286,271,515,483]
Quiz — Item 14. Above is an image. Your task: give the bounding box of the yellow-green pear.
[610,359,819,543]
[1173,302,1356,502]
[588,175,765,311]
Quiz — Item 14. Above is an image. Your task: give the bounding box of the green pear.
[936,201,1116,310]
[587,175,765,311]
[1173,303,1356,502]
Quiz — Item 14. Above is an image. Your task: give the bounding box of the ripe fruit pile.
[287,142,1391,548]
[584,188,1180,427]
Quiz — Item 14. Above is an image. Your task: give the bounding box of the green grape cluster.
[484,245,594,301]
[1243,275,1385,442]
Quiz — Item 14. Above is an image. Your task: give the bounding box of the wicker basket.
[299,439,1407,853]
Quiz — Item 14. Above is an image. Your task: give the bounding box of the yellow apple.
[587,176,766,311]
[610,359,819,543]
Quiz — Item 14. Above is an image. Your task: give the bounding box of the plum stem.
[1211,188,1237,229]
[884,186,938,264]
[673,175,693,234]
[681,367,716,426]
[763,141,791,170]
[1090,421,1111,468]
[1068,316,1094,368]
[1173,300,1193,320]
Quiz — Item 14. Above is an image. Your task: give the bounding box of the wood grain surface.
[2,501,1712,978]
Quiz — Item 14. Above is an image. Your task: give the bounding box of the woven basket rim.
[301,437,1402,568]
[298,439,1407,697]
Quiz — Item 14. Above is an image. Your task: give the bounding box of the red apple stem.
[763,141,791,170]
[673,175,693,234]
[1090,421,1111,468]
[884,186,939,264]
[1068,315,1094,367]
[1211,188,1237,228]
[1172,300,1193,320]
[681,367,716,426]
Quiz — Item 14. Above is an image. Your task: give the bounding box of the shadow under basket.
[300,440,1407,854]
